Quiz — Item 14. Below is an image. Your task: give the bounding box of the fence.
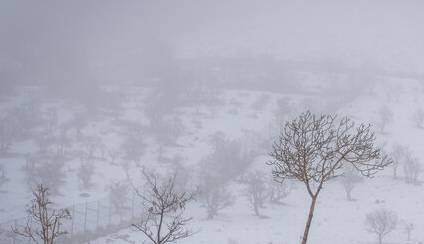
[0,191,144,244]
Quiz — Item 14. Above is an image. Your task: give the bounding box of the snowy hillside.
[1,77,423,244]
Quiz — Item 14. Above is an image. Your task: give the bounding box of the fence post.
[13,219,17,244]
[131,191,135,218]
[108,202,111,226]
[96,201,100,229]
[71,204,75,236]
[84,201,88,233]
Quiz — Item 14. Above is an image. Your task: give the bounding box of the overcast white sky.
[1,0,424,81]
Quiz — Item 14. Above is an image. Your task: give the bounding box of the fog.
[1,1,424,244]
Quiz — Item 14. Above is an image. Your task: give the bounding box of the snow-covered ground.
[1,77,424,244]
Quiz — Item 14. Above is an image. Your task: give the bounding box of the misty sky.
[1,0,424,85]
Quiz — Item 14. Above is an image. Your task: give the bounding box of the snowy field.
[1,78,424,244]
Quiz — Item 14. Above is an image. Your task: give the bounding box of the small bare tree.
[404,222,414,242]
[366,209,397,244]
[377,106,393,133]
[77,162,95,189]
[268,179,291,205]
[12,184,71,244]
[403,153,421,184]
[340,166,363,201]
[244,170,268,217]
[133,169,195,244]
[390,144,407,179]
[199,173,234,220]
[412,108,424,129]
[0,164,7,186]
[0,115,16,154]
[108,181,129,214]
[269,111,391,244]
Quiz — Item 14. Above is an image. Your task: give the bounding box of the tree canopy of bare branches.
[269,111,391,244]
[133,168,196,244]
[12,184,71,244]
[366,209,398,244]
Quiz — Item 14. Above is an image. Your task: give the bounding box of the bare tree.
[133,169,195,244]
[268,179,291,205]
[377,105,393,133]
[403,153,421,184]
[244,170,268,217]
[77,161,95,189]
[108,181,129,214]
[0,164,7,186]
[412,108,424,129]
[24,154,66,195]
[0,114,17,154]
[269,111,391,244]
[390,144,407,179]
[12,184,71,244]
[365,209,397,244]
[339,165,363,201]
[403,222,414,242]
[200,182,234,220]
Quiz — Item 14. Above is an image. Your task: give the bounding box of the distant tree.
[377,106,393,133]
[365,209,397,244]
[108,181,129,215]
[244,170,268,217]
[107,149,121,165]
[133,169,195,244]
[54,126,71,157]
[269,111,391,244]
[390,144,407,179]
[403,153,421,184]
[204,133,254,183]
[24,154,66,195]
[403,222,414,242]
[12,184,71,244]
[34,133,55,155]
[77,162,95,189]
[121,133,145,165]
[0,164,7,186]
[267,179,291,205]
[412,108,424,129]
[0,114,16,154]
[339,166,363,201]
[170,159,191,193]
[200,181,233,220]
[42,108,58,135]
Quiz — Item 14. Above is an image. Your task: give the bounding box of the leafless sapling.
[403,153,421,184]
[377,106,393,133]
[340,165,363,201]
[365,209,397,244]
[404,222,414,242]
[77,161,95,189]
[198,170,234,220]
[390,144,407,179]
[0,115,16,154]
[269,111,391,244]
[267,178,291,205]
[0,164,7,186]
[412,108,424,129]
[133,169,195,244]
[244,170,268,217]
[108,181,129,214]
[12,184,71,244]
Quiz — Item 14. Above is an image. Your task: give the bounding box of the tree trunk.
[393,166,397,179]
[253,201,260,216]
[346,190,352,201]
[301,196,317,244]
[378,233,382,244]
